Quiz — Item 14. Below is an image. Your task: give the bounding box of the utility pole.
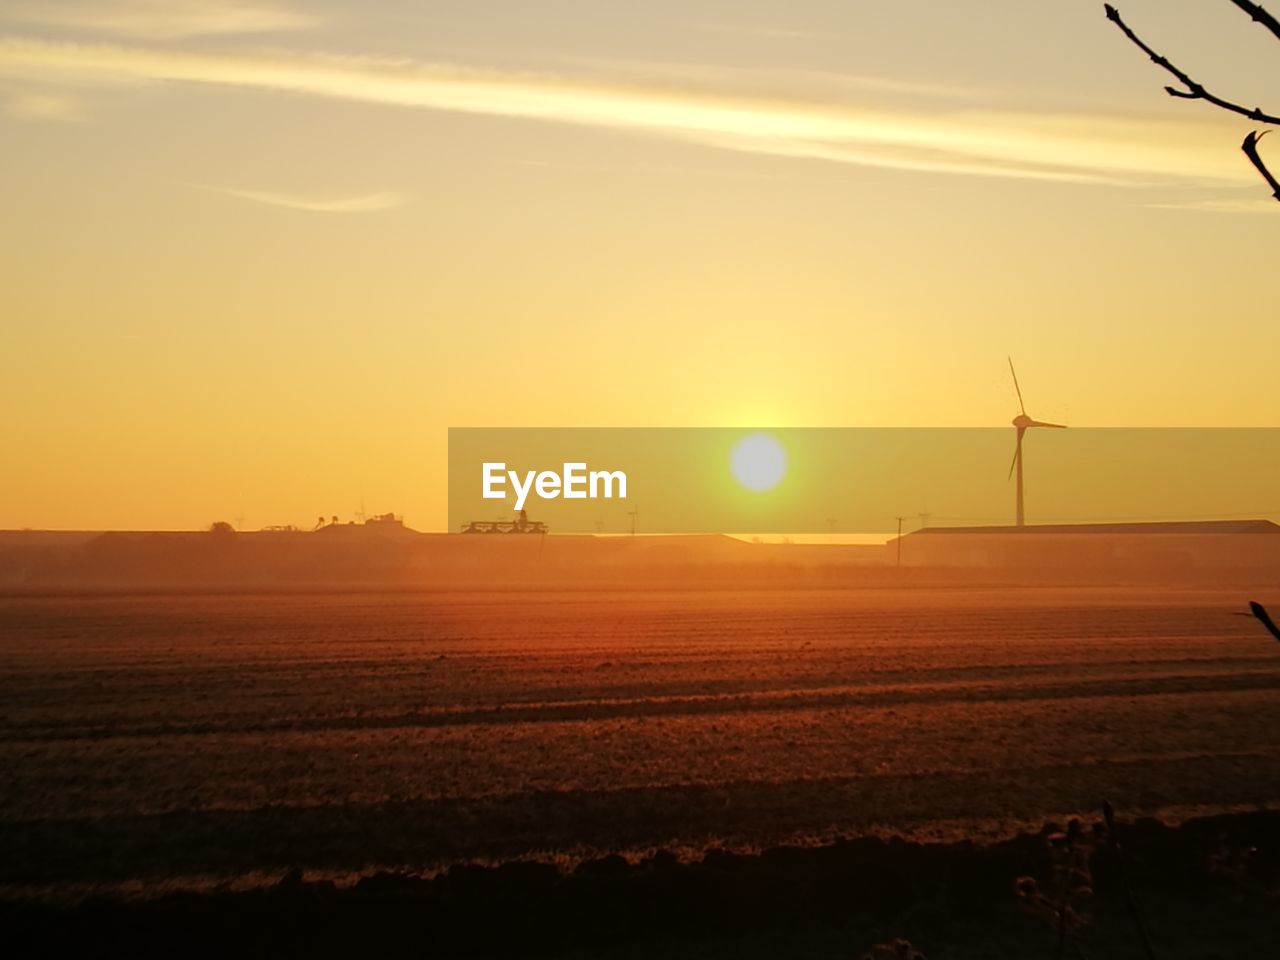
[895,515,905,568]
[628,510,638,537]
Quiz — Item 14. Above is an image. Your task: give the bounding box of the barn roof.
[911,519,1280,536]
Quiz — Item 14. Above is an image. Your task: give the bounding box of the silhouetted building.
[889,519,1280,572]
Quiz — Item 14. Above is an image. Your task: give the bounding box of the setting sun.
[730,432,788,492]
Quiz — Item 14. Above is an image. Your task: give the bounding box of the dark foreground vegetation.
[5,810,1277,959]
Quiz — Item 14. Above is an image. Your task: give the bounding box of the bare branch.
[1250,600,1280,641]
[1242,132,1280,199]
[1104,4,1280,124]
[1227,0,1280,44]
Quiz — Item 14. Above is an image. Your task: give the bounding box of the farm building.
[889,519,1280,572]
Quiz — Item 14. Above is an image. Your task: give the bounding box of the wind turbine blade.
[1029,420,1068,429]
[1007,430,1023,480]
[1008,356,1026,415]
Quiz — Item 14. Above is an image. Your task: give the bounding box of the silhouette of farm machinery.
[460,509,547,534]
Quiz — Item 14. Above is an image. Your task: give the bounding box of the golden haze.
[2,1,1278,530]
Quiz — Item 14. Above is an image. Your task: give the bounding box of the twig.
[1055,845,1075,960]
[1103,5,1280,125]
[1248,600,1280,641]
[1102,800,1158,960]
[1227,0,1280,43]
[1241,132,1280,199]
[1105,4,1280,201]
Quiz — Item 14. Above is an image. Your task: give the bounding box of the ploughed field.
[2,586,1279,896]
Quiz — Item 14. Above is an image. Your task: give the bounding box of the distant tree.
[331,515,339,525]
[1105,2,1280,201]
[208,521,235,535]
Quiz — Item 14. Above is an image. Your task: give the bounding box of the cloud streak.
[196,185,409,213]
[0,36,1255,187]
[3,89,81,119]
[2,1,316,40]
[1148,197,1279,214]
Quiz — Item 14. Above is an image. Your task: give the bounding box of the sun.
[730,433,787,492]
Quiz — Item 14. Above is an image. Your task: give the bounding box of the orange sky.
[2,1,1278,531]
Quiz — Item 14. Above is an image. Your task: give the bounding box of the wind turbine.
[1007,358,1066,527]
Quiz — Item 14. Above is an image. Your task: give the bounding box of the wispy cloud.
[804,69,985,101]
[1148,197,1279,214]
[515,157,786,181]
[195,185,409,213]
[561,57,988,103]
[696,23,819,42]
[0,36,1255,187]
[3,89,81,120]
[2,1,316,40]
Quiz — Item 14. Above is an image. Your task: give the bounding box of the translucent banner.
[447,428,1280,535]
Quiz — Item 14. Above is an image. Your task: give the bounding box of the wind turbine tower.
[1007,358,1067,527]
